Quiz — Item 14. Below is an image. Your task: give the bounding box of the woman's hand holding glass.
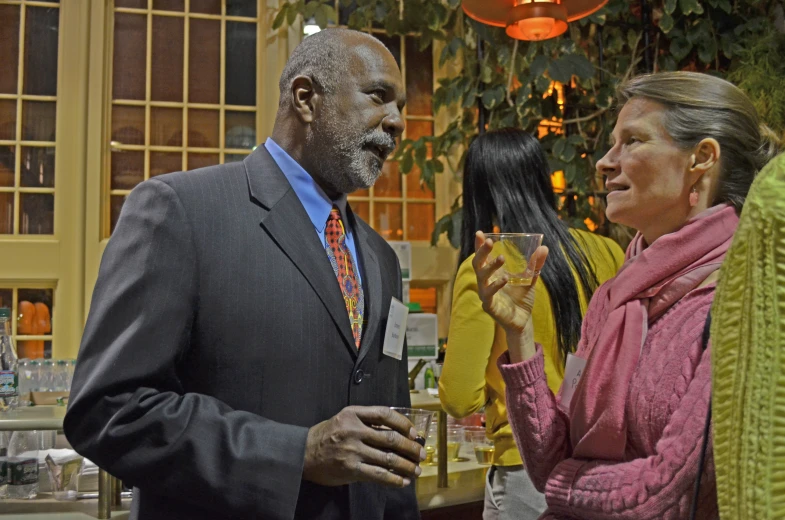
[472,231,549,362]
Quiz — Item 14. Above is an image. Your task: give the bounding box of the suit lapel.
[243,147,357,358]
[352,212,383,366]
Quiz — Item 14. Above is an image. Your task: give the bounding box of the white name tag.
[560,353,587,409]
[382,297,409,360]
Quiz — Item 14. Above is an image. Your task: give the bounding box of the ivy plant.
[274,0,785,248]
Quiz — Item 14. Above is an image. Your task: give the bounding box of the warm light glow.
[517,16,555,41]
[303,18,321,36]
[551,170,566,193]
[584,218,597,232]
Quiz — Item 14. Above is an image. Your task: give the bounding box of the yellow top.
[712,153,785,520]
[439,228,625,466]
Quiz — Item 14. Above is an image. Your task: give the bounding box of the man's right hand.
[302,406,427,488]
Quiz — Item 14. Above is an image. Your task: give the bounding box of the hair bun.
[759,123,785,167]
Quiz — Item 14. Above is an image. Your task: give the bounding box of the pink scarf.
[569,204,739,461]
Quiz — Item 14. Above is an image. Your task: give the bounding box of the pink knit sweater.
[498,281,718,520]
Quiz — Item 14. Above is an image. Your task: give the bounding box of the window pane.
[0,5,20,95]
[188,18,220,104]
[0,100,16,141]
[24,7,59,96]
[111,150,145,190]
[188,109,219,148]
[153,0,184,11]
[20,193,54,235]
[375,160,401,197]
[374,202,402,240]
[405,37,432,116]
[351,201,369,223]
[113,14,147,100]
[17,288,54,360]
[226,0,256,17]
[0,193,12,234]
[22,101,56,142]
[376,35,401,68]
[225,22,256,106]
[151,107,183,146]
[405,119,433,142]
[406,203,434,240]
[150,151,182,176]
[339,0,357,25]
[151,15,184,102]
[0,146,15,187]
[188,153,218,170]
[225,111,255,149]
[20,147,55,188]
[111,105,146,145]
[406,166,434,199]
[191,0,221,14]
[116,0,148,8]
[110,194,126,234]
[353,188,369,197]
[224,153,248,163]
[0,289,11,311]
[150,152,183,177]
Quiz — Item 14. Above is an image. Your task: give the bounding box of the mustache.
[362,132,397,158]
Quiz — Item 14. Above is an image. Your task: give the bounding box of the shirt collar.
[264,138,349,233]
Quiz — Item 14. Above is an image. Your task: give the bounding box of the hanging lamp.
[462,0,608,41]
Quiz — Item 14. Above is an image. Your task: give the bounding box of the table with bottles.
[409,392,488,511]
[0,406,124,518]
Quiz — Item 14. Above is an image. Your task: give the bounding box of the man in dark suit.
[64,28,425,520]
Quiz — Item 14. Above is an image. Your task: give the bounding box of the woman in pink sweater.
[471,72,783,520]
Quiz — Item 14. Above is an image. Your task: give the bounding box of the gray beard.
[306,110,394,195]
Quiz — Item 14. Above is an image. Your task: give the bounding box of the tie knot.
[328,207,342,222]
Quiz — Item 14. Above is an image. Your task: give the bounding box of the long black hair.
[460,128,601,366]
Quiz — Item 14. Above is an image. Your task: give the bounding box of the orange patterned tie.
[325,207,364,348]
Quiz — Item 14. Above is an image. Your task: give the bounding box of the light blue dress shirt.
[264,138,363,285]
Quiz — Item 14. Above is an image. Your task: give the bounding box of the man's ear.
[290,75,321,124]
[689,138,721,179]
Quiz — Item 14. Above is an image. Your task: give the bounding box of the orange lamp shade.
[506,1,568,41]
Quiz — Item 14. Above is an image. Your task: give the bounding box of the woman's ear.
[689,138,721,178]
[289,75,321,124]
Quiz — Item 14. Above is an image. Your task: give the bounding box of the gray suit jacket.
[64,146,420,520]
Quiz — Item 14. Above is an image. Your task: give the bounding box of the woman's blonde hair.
[616,71,784,212]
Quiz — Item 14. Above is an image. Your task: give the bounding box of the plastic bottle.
[0,308,18,412]
[6,430,39,499]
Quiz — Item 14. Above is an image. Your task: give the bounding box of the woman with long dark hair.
[439,128,624,520]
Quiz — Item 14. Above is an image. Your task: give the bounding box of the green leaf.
[561,54,595,80]
[548,58,572,84]
[530,55,548,78]
[414,141,427,166]
[596,86,614,109]
[679,0,704,15]
[449,210,462,249]
[567,134,585,146]
[553,137,567,158]
[314,3,336,28]
[535,75,551,92]
[670,37,693,61]
[561,143,577,162]
[286,3,298,25]
[431,214,452,247]
[303,1,318,18]
[565,161,579,183]
[447,0,461,8]
[481,86,505,110]
[401,151,414,174]
[698,38,717,63]
[659,12,674,33]
[588,11,607,25]
[481,64,493,84]
[718,0,731,13]
[664,0,678,14]
[272,4,289,30]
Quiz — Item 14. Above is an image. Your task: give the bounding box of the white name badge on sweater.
[560,353,587,409]
[382,298,409,360]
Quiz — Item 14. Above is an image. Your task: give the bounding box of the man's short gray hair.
[277,28,384,110]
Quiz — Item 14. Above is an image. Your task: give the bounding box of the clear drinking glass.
[483,233,544,286]
[464,426,494,465]
[389,407,436,447]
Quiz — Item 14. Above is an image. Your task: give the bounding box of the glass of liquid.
[464,426,495,465]
[483,233,544,286]
[390,407,436,447]
[446,427,465,462]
